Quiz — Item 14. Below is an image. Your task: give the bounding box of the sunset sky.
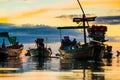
[0,0,120,52]
[0,0,120,26]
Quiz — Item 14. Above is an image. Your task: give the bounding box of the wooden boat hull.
[59,46,94,59]
[28,49,51,57]
[7,48,23,57]
[0,48,23,57]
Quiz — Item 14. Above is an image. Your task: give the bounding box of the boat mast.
[57,0,96,44]
[77,0,86,44]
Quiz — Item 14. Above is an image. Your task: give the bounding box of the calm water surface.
[0,56,120,80]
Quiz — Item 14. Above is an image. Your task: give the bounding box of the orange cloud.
[0,6,77,24]
[81,1,120,8]
[14,9,49,19]
[0,17,9,23]
[0,8,51,23]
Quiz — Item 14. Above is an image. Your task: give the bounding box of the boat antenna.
[77,0,85,15]
[77,0,89,27]
[76,0,87,44]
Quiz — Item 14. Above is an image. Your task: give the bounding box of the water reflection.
[30,57,51,70]
[60,58,106,80]
[0,56,120,80]
[0,57,28,74]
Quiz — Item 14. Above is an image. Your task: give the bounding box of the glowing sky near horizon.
[0,0,120,26]
[0,0,120,52]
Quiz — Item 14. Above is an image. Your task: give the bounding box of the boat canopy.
[0,32,9,37]
[0,32,16,45]
[57,26,88,29]
[73,17,96,23]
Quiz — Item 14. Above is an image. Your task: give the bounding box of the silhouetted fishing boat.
[28,38,52,57]
[57,0,112,60]
[58,36,94,59]
[0,32,23,58]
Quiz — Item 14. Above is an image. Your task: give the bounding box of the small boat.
[0,32,23,58]
[28,38,52,57]
[57,0,112,60]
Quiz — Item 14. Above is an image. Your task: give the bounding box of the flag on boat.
[8,36,16,45]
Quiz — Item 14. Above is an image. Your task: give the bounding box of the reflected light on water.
[0,57,120,80]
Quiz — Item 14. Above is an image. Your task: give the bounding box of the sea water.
[0,56,120,80]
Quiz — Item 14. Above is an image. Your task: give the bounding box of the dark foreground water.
[0,56,120,80]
